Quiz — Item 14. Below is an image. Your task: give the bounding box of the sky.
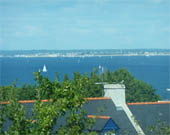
[0,0,169,50]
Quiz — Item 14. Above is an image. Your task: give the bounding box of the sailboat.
[43,65,47,72]
[166,88,170,91]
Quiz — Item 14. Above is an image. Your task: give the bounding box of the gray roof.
[83,99,137,135]
[128,103,170,134]
[2,99,137,135]
[4,99,170,135]
[89,118,109,131]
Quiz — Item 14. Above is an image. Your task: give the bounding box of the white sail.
[166,88,170,91]
[43,65,47,72]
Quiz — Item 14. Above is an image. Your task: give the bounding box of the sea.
[0,56,170,100]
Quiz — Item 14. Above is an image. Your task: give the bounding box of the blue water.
[0,56,170,100]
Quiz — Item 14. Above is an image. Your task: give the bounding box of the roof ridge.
[128,101,170,105]
[85,97,111,100]
[88,115,110,119]
[3,98,169,105]
[0,99,51,104]
[0,97,112,104]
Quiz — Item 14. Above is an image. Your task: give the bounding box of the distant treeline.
[0,68,161,102]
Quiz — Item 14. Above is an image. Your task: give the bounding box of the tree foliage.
[0,68,161,103]
[101,68,161,102]
[0,68,168,134]
[0,72,96,135]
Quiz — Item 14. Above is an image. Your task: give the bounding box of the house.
[1,83,170,135]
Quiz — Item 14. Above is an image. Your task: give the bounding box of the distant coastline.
[0,49,169,58]
[0,53,170,58]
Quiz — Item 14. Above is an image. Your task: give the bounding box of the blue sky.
[0,0,169,50]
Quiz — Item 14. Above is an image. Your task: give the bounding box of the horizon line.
[0,48,170,51]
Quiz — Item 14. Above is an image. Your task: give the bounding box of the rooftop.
[1,97,170,105]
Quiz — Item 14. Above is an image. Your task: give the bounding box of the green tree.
[5,84,31,135]
[101,68,161,102]
[0,68,165,134]
[1,72,96,135]
[63,74,70,82]
[0,91,5,135]
[34,72,55,99]
[17,84,36,100]
[0,68,161,102]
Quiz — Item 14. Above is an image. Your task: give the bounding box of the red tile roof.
[0,99,50,104]
[128,101,170,105]
[1,97,170,105]
[0,97,111,104]
[88,115,110,119]
[85,97,111,100]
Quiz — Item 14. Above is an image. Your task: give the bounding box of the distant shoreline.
[0,49,169,58]
[0,54,170,58]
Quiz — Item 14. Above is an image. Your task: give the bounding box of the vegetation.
[0,68,169,134]
[0,72,96,135]
[0,68,161,102]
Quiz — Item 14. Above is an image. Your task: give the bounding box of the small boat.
[145,54,150,57]
[166,88,170,91]
[43,65,47,72]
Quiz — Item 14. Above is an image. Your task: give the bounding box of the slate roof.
[128,102,170,134]
[89,118,109,131]
[2,99,170,135]
[83,98,137,135]
[1,98,137,135]
[88,117,120,135]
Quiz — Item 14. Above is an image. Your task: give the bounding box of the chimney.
[104,83,145,134]
[104,83,125,107]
